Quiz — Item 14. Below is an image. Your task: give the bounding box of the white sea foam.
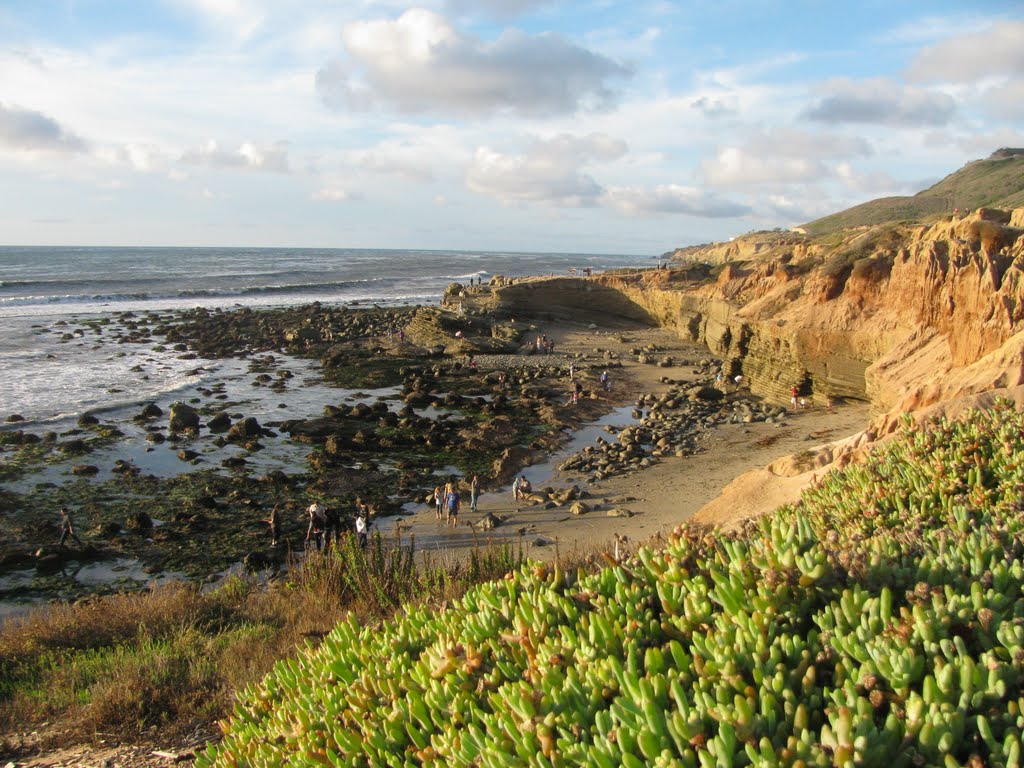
[0,245,654,422]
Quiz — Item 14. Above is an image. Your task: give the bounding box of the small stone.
[570,501,591,515]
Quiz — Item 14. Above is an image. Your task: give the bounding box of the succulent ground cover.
[200,400,1024,766]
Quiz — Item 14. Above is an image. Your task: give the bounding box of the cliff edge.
[488,206,1024,527]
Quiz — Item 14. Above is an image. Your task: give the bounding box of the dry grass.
[0,532,532,753]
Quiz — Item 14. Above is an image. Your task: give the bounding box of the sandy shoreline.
[380,317,871,561]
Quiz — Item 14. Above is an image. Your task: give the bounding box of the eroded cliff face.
[493,208,1024,414]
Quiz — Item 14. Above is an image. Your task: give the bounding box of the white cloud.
[311,187,348,202]
[761,194,817,222]
[173,0,267,44]
[445,0,554,17]
[0,102,87,153]
[876,14,995,46]
[316,8,631,117]
[181,139,290,172]
[602,184,751,218]
[690,96,735,119]
[465,133,627,206]
[981,80,1024,122]
[805,77,956,127]
[907,22,1024,82]
[923,126,1024,155]
[351,149,435,182]
[702,147,825,187]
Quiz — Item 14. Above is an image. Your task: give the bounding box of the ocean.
[0,245,653,424]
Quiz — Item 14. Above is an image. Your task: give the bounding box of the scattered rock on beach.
[207,411,232,432]
[606,507,634,517]
[570,501,591,515]
[169,402,201,433]
[476,512,503,530]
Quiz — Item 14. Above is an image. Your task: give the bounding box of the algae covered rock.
[169,401,200,433]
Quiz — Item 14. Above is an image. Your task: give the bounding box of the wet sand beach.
[380,318,871,561]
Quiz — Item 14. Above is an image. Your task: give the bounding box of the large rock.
[570,501,591,515]
[169,402,200,433]
[227,416,264,441]
[207,411,232,432]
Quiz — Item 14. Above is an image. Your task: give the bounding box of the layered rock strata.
[491,208,1024,415]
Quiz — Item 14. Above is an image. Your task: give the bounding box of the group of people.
[790,386,808,410]
[566,369,610,405]
[511,474,532,501]
[714,371,745,392]
[299,497,372,550]
[534,334,555,354]
[432,474,479,527]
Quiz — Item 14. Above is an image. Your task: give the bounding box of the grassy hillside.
[200,401,1024,767]
[804,150,1024,235]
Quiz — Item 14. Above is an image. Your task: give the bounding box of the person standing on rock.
[469,474,480,513]
[58,507,82,548]
[512,475,521,502]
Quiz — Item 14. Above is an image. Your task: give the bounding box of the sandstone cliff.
[493,208,1024,415]
[488,207,1024,527]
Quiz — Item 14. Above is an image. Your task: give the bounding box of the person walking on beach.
[305,501,326,551]
[469,474,480,513]
[354,508,369,548]
[266,504,282,547]
[512,475,521,502]
[323,505,341,549]
[433,485,444,520]
[58,507,82,548]
[790,386,799,409]
[600,370,610,392]
[445,483,460,527]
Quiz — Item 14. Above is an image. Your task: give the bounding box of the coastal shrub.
[200,400,1024,766]
[819,225,901,282]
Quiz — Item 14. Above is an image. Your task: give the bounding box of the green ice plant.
[199,400,1024,767]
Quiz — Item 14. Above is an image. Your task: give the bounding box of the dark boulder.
[207,411,232,432]
[227,417,264,441]
[169,402,201,433]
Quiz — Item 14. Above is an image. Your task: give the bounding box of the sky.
[0,1,1021,254]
